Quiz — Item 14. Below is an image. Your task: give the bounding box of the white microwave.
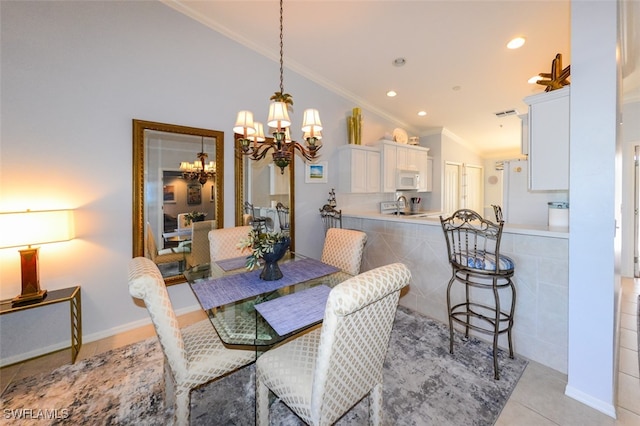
[396,169,420,190]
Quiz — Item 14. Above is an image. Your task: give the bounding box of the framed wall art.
[305,161,328,184]
[187,184,202,205]
[163,185,176,203]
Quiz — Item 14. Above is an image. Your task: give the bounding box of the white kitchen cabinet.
[415,153,431,192]
[338,145,381,193]
[374,140,430,192]
[524,87,569,190]
[518,113,529,155]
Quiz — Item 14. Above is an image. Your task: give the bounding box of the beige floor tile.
[615,407,640,426]
[94,324,156,355]
[496,400,558,426]
[622,300,638,315]
[75,340,99,362]
[620,328,638,351]
[177,309,207,327]
[619,347,640,378]
[617,372,640,416]
[11,349,72,381]
[0,363,22,395]
[511,361,614,426]
[621,313,638,332]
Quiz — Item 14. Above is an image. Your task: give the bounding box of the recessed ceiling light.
[387,90,397,97]
[418,111,427,117]
[528,75,542,84]
[392,57,406,67]
[507,37,526,49]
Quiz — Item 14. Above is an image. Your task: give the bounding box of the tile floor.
[1,280,638,425]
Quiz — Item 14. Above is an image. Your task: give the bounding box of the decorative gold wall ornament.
[537,53,570,92]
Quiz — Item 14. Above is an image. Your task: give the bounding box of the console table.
[0,286,82,363]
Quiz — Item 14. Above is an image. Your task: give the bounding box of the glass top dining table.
[184,252,353,347]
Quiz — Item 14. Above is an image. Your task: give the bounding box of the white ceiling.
[163,0,639,157]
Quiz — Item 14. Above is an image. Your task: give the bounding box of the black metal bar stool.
[440,209,516,379]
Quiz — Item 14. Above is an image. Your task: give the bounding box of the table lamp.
[0,209,75,306]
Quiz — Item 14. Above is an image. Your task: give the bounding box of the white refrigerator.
[501,159,568,226]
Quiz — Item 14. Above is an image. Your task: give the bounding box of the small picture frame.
[305,161,328,184]
[187,184,202,205]
[163,185,176,203]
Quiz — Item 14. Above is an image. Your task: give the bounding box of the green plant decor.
[237,229,290,271]
[185,211,207,225]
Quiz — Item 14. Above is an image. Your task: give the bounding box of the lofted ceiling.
[163,0,639,158]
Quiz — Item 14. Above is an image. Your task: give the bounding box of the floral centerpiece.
[184,211,207,225]
[237,229,290,280]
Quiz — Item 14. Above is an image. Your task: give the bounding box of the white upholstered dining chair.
[208,225,253,262]
[256,262,411,425]
[185,219,217,268]
[320,228,367,275]
[145,222,189,267]
[127,257,255,426]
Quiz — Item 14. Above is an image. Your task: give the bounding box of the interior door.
[443,162,461,215]
[464,164,484,213]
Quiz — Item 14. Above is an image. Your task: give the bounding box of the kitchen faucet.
[396,195,408,215]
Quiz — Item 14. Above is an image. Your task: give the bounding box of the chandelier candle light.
[233,0,323,174]
[179,137,216,185]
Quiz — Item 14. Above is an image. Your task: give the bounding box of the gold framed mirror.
[234,137,295,252]
[133,119,224,285]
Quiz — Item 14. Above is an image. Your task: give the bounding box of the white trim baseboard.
[0,304,202,368]
[564,384,617,419]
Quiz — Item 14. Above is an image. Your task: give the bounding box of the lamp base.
[12,289,48,307]
[12,246,47,307]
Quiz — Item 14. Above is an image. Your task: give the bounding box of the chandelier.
[179,137,216,185]
[233,0,322,174]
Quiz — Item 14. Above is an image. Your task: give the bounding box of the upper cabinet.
[338,145,381,193]
[524,87,570,191]
[374,140,430,193]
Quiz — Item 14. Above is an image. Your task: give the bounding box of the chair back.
[321,228,367,275]
[491,204,504,222]
[177,213,189,230]
[127,257,187,380]
[145,222,159,262]
[310,263,411,424]
[440,209,512,275]
[209,225,253,262]
[188,220,217,267]
[244,201,267,232]
[275,202,290,234]
[319,204,342,233]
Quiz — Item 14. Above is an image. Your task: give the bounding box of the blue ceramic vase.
[259,237,290,281]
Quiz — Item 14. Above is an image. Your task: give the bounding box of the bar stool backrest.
[319,204,342,234]
[440,209,511,275]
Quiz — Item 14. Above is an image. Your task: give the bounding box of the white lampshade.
[252,122,266,142]
[267,102,291,129]
[301,108,323,134]
[179,161,190,171]
[233,110,257,135]
[0,210,75,248]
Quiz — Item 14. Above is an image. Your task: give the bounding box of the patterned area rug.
[1,307,527,425]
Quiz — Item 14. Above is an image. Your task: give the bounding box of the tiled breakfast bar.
[343,212,569,374]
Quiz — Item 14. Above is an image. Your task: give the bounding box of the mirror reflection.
[235,141,295,251]
[133,120,224,285]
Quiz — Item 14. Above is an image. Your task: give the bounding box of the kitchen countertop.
[342,210,569,239]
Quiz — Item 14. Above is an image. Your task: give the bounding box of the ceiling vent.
[494,109,519,118]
